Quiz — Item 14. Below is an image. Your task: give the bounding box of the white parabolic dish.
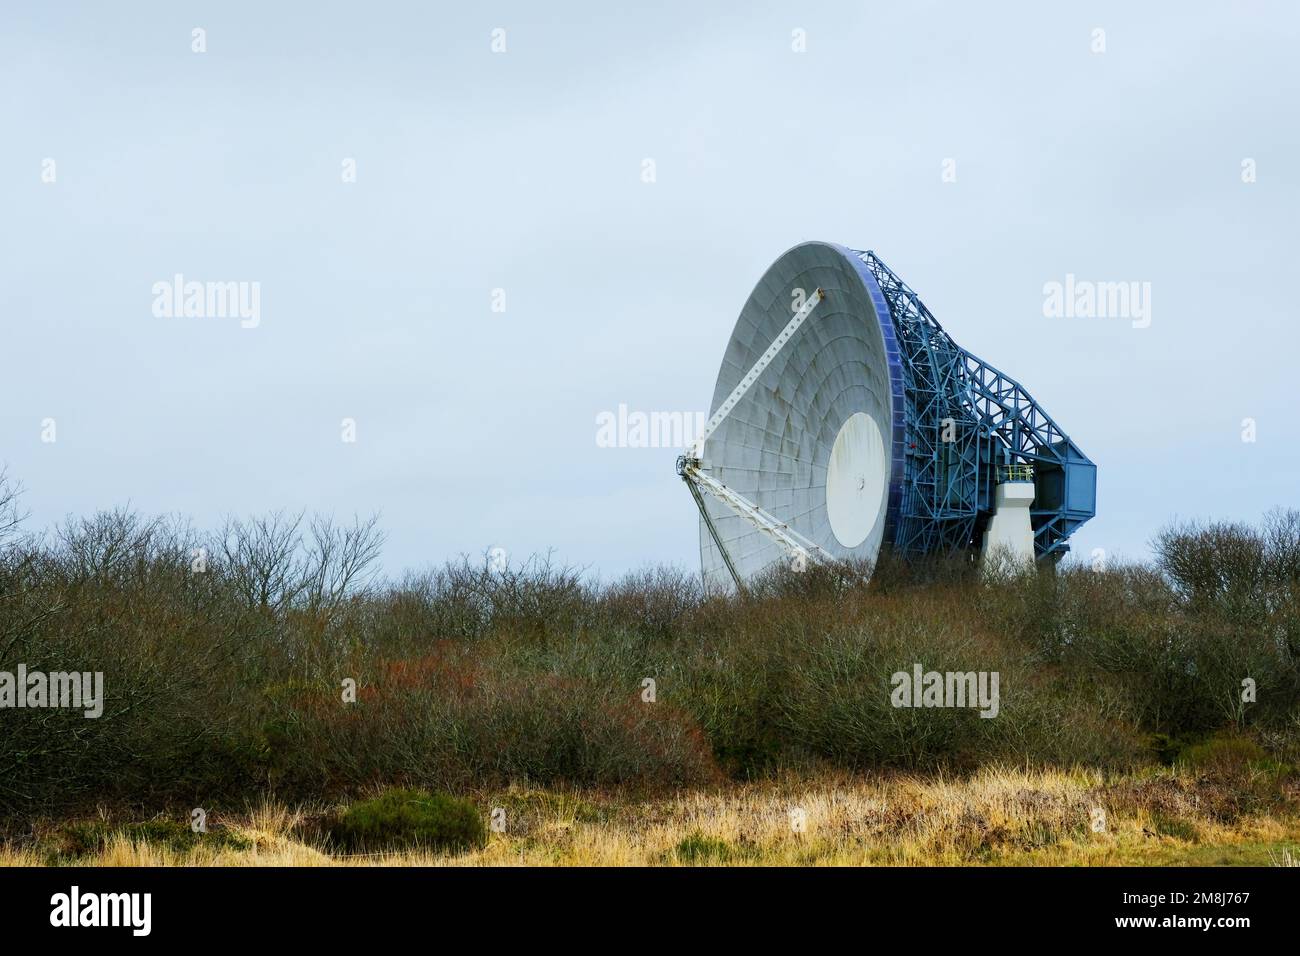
[696,241,895,588]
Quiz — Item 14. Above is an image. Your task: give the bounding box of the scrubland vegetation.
[0,468,1297,864]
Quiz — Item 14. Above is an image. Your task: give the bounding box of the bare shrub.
[300,513,386,621]
[1153,518,1268,624]
[0,467,28,547]
[215,510,309,613]
[3,502,1298,817]
[597,566,706,642]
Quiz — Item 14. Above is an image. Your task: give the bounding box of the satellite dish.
[677,242,1096,590]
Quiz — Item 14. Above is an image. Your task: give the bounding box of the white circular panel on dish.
[825,412,887,548]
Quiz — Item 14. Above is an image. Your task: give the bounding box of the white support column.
[980,481,1036,573]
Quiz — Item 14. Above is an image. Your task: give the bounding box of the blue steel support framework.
[855,250,1096,560]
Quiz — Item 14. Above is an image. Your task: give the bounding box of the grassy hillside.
[5,767,1298,866]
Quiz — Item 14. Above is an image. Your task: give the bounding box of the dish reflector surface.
[696,242,899,588]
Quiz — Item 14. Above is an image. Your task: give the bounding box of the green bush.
[1178,735,1273,775]
[1149,812,1201,843]
[328,789,486,854]
[671,831,738,864]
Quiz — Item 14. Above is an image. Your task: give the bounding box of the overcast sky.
[2,1,1297,579]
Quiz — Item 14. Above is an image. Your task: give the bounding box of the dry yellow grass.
[4,765,1297,867]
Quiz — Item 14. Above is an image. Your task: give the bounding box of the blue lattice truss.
[854,250,1096,560]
